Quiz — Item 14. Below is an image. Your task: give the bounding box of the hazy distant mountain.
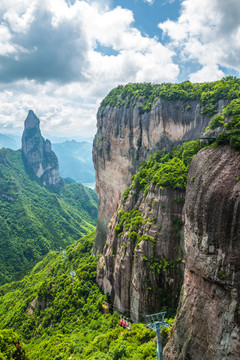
[0,133,21,150]
[52,140,95,185]
[49,135,94,143]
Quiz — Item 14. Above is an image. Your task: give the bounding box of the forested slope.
[0,232,158,360]
[0,148,97,285]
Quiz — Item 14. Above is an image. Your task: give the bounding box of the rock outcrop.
[22,110,62,187]
[164,146,240,359]
[97,186,185,321]
[93,98,227,254]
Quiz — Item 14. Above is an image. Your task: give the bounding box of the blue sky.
[112,0,180,38]
[0,0,240,137]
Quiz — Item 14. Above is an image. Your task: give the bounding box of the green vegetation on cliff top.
[100,76,240,116]
[0,148,98,285]
[0,232,158,360]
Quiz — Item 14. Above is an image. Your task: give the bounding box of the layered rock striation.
[93,98,227,254]
[22,110,62,187]
[97,186,185,321]
[164,146,240,359]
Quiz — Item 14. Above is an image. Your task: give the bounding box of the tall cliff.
[22,110,62,187]
[96,137,204,321]
[97,185,185,322]
[93,89,228,254]
[94,79,240,358]
[164,146,240,359]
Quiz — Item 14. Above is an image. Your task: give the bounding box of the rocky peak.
[22,110,63,187]
[24,109,40,129]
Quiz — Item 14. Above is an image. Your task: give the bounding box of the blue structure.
[146,312,171,360]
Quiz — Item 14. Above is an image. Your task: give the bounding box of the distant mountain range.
[0,133,21,150]
[52,140,95,186]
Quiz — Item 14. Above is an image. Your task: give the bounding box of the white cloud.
[159,0,240,81]
[0,80,98,137]
[3,5,35,33]
[0,0,179,137]
[144,0,154,4]
[189,65,224,83]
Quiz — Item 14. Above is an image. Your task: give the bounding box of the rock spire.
[22,110,62,187]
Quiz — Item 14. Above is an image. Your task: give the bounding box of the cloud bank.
[0,0,179,136]
[0,0,240,136]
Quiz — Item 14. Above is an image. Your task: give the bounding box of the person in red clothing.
[120,316,123,327]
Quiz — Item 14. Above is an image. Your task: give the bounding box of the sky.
[0,0,240,138]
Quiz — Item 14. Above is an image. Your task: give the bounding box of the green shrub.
[123,187,130,200]
[209,114,224,129]
[230,135,240,149]
[216,131,230,145]
[115,209,143,239]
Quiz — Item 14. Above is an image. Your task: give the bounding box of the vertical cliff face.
[164,146,240,359]
[93,99,226,254]
[97,186,185,321]
[22,110,62,187]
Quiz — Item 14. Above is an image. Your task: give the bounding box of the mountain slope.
[0,232,157,360]
[0,148,98,285]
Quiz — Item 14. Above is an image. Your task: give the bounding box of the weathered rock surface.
[97,186,185,322]
[164,146,240,359]
[93,99,227,254]
[22,110,62,187]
